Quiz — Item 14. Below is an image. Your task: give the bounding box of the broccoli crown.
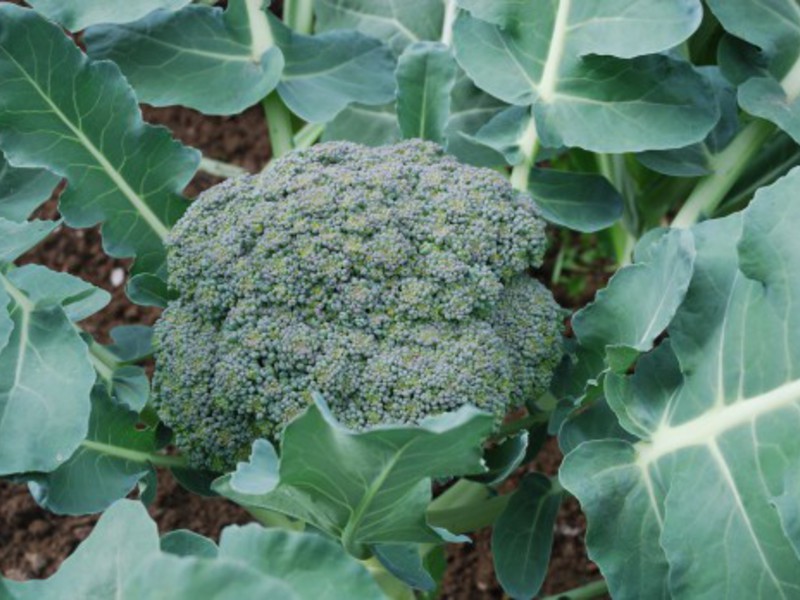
[153,140,562,471]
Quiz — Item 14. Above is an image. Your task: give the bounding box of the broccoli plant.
[1,0,800,599]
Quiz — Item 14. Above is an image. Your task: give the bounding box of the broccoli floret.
[153,140,563,471]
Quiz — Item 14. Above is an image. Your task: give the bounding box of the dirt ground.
[0,99,606,597]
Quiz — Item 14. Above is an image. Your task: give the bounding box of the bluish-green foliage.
[153,140,562,471]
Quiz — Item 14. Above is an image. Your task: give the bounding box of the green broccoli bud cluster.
[153,140,563,471]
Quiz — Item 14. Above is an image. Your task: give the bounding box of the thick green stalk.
[672,118,776,227]
[199,156,249,178]
[262,93,295,159]
[510,116,539,191]
[718,146,800,216]
[541,579,608,600]
[79,440,188,469]
[427,480,511,533]
[87,338,117,386]
[283,0,314,35]
[247,506,304,531]
[596,153,636,265]
[361,557,416,600]
[293,122,325,150]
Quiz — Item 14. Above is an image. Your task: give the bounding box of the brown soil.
[0,98,605,596]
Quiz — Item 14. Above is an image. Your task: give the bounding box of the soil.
[0,103,607,597]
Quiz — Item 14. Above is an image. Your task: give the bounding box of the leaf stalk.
[262,93,295,160]
[672,118,776,227]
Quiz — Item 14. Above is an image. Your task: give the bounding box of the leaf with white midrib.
[452,0,718,152]
[707,0,800,144]
[84,1,285,116]
[0,5,198,275]
[314,0,444,55]
[0,271,95,476]
[214,397,493,550]
[561,168,800,599]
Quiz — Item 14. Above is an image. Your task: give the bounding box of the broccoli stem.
[262,93,295,159]
[246,506,305,531]
[596,153,636,266]
[79,440,188,468]
[360,557,416,600]
[672,118,776,227]
[293,122,325,150]
[510,114,539,191]
[198,156,249,178]
[426,480,511,533]
[283,0,314,34]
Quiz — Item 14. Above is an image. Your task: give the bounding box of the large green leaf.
[561,168,800,599]
[271,15,397,123]
[2,499,384,599]
[0,219,58,263]
[396,42,457,143]
[9,264,111,322]
[161,531,219,559]
[27,387,158,515]
[218,525,386,599]
[0,5,199,277]
[528,169,623,233]
[707,0,800,143]
[214,397,493,556]
[84,1,284,116]
[443,72,507,167]
[26,0,190,31]
[492,474,562,600]
[571,229,696,372]
[122,555,297,600]
[0,272,95,475]
[323,102,401,146]
[637,67,740,177]
[3,500,159,599]
[314,0,444,54]
[452,0,716,152]
[0,151,59,222]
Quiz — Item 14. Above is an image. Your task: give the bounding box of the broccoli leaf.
[0,5,199,279]
[0,219,58,263]
[637,66,740,177]
[527,168,623,233]
[323,102,401,146]
[214,396,493,555]
[561,168,800,598]
[1,500,159,599]
[2,499,387,599]
[84,2,284,116]
[161,531,219,559]
[27,387,158,515]
[571,228,696,373]
[26,0,190,30]
[396,42,457,144]
[0,151,59,222]
[0,272,94,476]
[8,264,111,322]
[314,0,444,55]
[218,525,386,599]
[452,0,718,152]
[270,15,397,123]
[443,72,508,167]
[707,0,800,144]
[492,474,562,600]
[124,554,298,599]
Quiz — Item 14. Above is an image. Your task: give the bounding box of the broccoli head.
[153,140,563,471]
